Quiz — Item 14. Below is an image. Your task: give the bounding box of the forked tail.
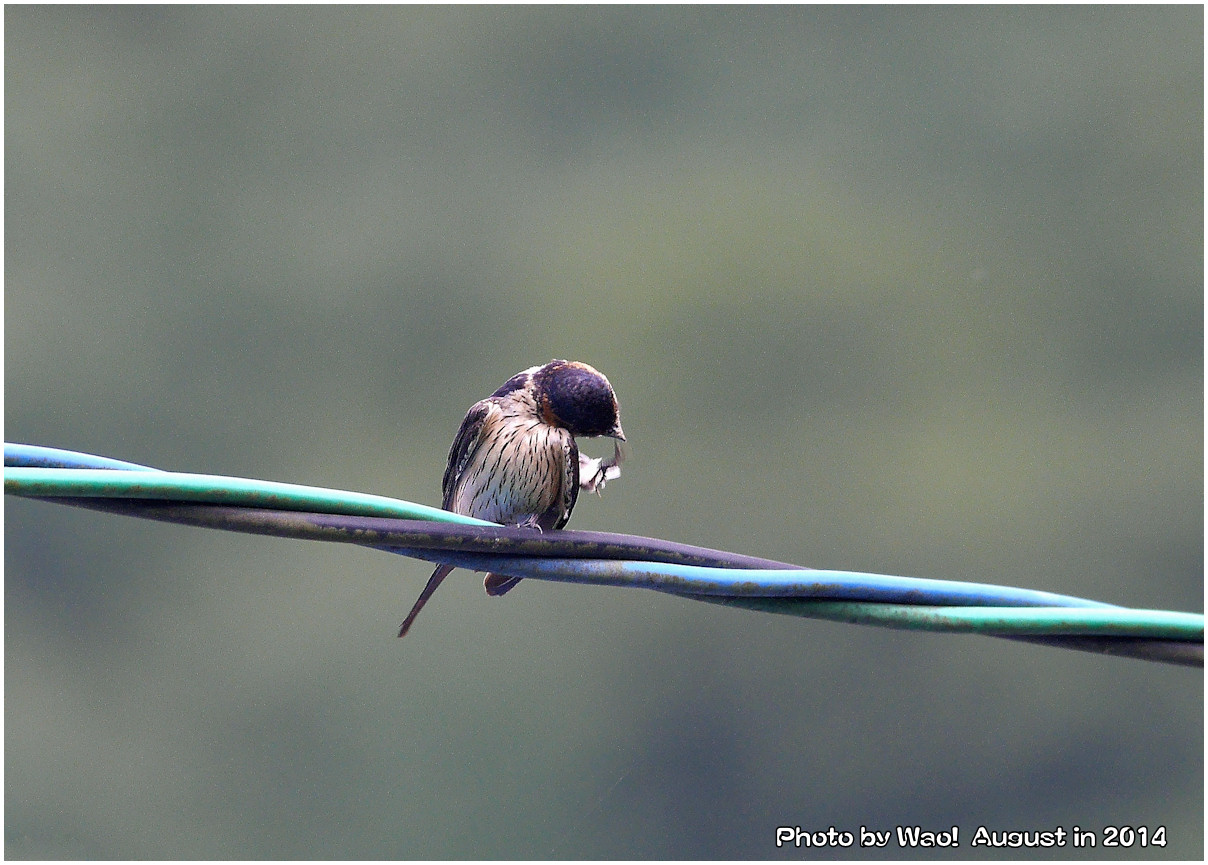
[398,564,454,637]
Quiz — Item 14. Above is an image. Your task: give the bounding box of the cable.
[5,443,1201,666]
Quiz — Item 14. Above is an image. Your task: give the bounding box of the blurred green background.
[5,6,1202,859]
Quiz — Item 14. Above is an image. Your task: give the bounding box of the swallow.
[398,359,626,637]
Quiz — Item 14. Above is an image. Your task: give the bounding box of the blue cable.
[5,442,159,471]
[385,547,1119,608]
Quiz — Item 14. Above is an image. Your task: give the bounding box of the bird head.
[534,359,626,440]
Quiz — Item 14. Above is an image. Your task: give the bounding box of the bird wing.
[549,431,580,530]
[440,399,498,510]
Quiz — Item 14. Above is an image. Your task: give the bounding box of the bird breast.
[451,417,574,525]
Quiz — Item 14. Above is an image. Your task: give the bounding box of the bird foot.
[579,440,624,495]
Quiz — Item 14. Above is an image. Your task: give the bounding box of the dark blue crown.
[536,360,623,438]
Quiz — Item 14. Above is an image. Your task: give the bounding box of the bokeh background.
[5,6,1202,859]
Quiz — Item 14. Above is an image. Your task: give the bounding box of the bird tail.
[398,564,454,637]
[483,573,523,596]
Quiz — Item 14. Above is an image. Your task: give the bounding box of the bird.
[397,359,626,637]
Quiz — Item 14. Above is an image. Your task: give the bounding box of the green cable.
[7,460,1202,664]
[3,466,492,526]
[704,597,1203,639]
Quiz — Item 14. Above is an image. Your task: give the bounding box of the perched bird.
[398,359,626,637]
